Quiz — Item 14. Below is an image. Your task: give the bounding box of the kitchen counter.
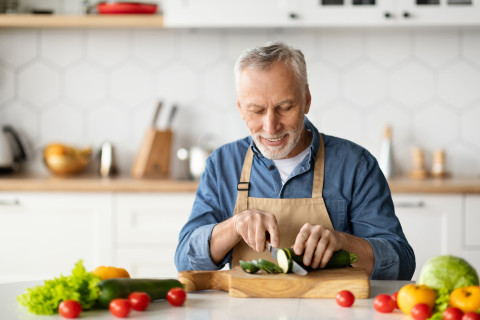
[1,174,480,193]
[3,279,412,320]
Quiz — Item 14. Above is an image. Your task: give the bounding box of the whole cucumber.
[283,248,357,270]
[97,278,183,308]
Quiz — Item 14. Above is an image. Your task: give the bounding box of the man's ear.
[237,99,245,120]
[304,85,311,114]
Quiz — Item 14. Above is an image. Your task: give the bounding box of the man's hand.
[293,223,342,269]
[233,209,280,252]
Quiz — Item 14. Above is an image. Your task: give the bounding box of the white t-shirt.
[272,147,310,185]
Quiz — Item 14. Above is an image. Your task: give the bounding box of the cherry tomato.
[167,287,187,307]
[109,298,131,318]
[128,291,151,311]
[391,291,399,309]
[373,294,396,313]
[443,307,464,320]
[336,290,355,307]
[463,312,480,320]
[411,303,432,320]
[58,300,82,319]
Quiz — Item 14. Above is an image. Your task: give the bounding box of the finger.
[320,245,335,269]
[302,228,321,267]
[247,223,256,250]
[255,225,267,252]
[266,222,280,248]
[293,223,311,256]
[311,234,329,269]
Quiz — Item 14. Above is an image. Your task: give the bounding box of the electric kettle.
[0,125,27,174]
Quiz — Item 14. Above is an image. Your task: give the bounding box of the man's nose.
[263,109,280,135]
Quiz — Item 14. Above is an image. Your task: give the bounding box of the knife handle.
[178,270,229,292]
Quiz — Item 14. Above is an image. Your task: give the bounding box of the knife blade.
[266,243,308,276]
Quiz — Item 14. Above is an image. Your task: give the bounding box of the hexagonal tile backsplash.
[1,28,480,177]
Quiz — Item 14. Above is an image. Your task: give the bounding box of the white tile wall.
[1,28,480,178]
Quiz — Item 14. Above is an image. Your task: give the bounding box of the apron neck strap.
[237,134,326,199]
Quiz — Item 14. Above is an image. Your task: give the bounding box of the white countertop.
[2,280,414,319]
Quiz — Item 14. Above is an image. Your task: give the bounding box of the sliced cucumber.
[277,248,292,274]
[254,259,283,274]
[239,260,259,274]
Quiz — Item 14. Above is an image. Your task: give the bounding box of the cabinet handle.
[384,12,392,19]
[403,11,411,18]
[0,199,20,206]
[394,201,425,208]
[289,12,299,19]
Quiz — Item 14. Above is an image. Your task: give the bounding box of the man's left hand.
[293,223,342,269]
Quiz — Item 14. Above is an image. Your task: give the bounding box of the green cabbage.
[418,255,479,317]
[17,260,101,315]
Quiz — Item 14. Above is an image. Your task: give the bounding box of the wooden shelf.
[0,14,164,28]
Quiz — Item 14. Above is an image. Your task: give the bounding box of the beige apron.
[232,134,334,266]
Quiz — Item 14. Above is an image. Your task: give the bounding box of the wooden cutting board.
[178,267,370,298]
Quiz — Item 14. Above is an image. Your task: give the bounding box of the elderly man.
[175,41,415,280]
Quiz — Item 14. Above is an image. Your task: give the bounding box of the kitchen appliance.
[176,145,212,180]
[0,125,27,174]
[178,267,370,298]
[98,141,117,178]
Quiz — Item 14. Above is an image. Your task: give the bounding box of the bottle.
[378,125,394,179]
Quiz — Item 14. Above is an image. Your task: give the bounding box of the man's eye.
[279,106,293,112]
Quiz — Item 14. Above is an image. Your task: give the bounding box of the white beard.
[252,129,302,160]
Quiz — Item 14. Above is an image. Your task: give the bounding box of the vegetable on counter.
[397,284,436,316]
[417,255,479,316]
[16,260,101,315]
[93,265,130,280]
[97,278,183,308]
[277,248,358,274]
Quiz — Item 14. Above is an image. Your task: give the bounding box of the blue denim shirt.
[175,118,415,280]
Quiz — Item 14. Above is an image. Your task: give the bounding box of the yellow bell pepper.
[93,266,130,280]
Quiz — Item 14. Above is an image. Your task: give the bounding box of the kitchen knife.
[266,243,308,276]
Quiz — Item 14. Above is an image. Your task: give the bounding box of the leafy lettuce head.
[418,255,479,291]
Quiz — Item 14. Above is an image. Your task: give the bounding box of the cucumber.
[277,248,358,273]
[97,278,183,308]
[239,260,259,274]
[253,259,283,274]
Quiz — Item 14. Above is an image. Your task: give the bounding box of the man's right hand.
[233,209,280,252]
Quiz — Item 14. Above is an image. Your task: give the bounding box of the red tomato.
[391,291,399,309]
[167,287,187,307]
[58,300,82,319]
[128,292,151,311]
[109,298,131,318]
[463,312,480,320]
[373,294,396,313]
[443,307,464,320]
[411,303,432,320]
[336,290,355,307]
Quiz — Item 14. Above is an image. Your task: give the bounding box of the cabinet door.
[0,192,113,283]
[392,194,462,280]
[114,193,195,278]
[299,0,395,26]
[399,0,480,25]
[163,0,300,27]
[464,195,480,270]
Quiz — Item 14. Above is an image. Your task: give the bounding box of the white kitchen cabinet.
[463,195,480,270]
[113,193,195,279]
[392,194,463,281]
[163,0,300,27]
[163,0,480,27]
[0,192,113,283]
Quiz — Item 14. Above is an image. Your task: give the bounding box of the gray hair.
[234,41,308,92]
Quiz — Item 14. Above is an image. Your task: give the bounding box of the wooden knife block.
[131,128,172,178]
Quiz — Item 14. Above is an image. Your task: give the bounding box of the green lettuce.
[17,260,101,315]
[418,255,479,318]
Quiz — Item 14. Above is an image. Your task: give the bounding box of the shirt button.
[269,165,275,170]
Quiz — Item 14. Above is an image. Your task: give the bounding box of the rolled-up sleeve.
[350,150,416,280]
[174,153,231,271]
